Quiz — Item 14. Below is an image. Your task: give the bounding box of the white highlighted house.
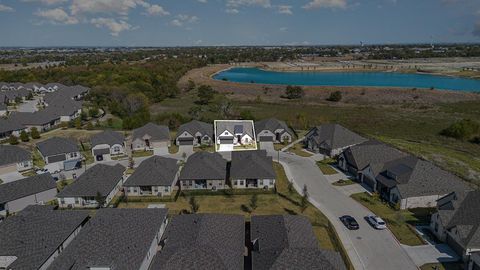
[214,120,257,152]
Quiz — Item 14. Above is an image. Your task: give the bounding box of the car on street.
[340,215,359,230]
[365,215,387,230]
[35,168,48,175]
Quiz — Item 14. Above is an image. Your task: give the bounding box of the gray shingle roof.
[306,124,367,151]
[0,145,31,166]
[177,120,213,138]
[10,111,60,126]
[216,120,255,139]
[91,130,125,147]
[230,150,276,179]
[37,137,79,157]
[377,156,470,198]
[342,140,407,171]
[251,215,346,270]
[124,156,179,187]
[0,103,6,110]
[132,122,170,142]
[255,118,294,137]
[179,152,227,181]
[0,173,57,204]
[48,208,168,270]
[0,118,25,134]
[0,205,89,270]
[57,164,125,197]
[150,214,245,270]
[437,190,480,249]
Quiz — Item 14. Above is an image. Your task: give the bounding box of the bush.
[30,127,40,139]
[8,135,18,145]
[327,91,342,102]
[20,131,29,142]
[197,85,216,105]
[441,119,480,140]
[284,85,304,99]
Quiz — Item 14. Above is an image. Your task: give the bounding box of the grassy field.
[351,192,432,246]
[118,162,339,252]
[153,96,480,186]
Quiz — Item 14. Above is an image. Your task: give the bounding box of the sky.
[0,0,480,47]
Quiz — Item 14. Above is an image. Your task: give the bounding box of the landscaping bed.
[132,150,153,158]
[287,143,313,157]
[351,192,431,246]
[332,179,356,186]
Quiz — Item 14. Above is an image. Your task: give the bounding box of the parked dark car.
[340,215,359,230]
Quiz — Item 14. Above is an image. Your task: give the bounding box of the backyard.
[351,192,433,246]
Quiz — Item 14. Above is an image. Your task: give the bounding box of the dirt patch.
[179,64,480,106]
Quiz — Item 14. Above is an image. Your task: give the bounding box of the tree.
[75,118,82,129]
[284,85,304,99]
[240,110,255,121]
[89,107,100,118]
[249,194,258,211]
[327,91,342,102]
[30,127,40,139]
[197,85,216,105]
[441,119,480,140]
[95,191,106,208]
[300,184,309,213]
[8,135,18,145]
[20,130,29,142]
[189,196,199,213]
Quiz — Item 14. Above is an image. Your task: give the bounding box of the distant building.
[0,173,57,216]
[49,208,168,270]
[255,118,295,144]
[0,205,89,270]
[304,124,367,156]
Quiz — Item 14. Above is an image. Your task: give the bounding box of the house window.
[114,146,121,152]
[23,161,30,167]
[240,180,244,185]
[60,198,65,205]
[153,187,158,193]
[209,183,212,186]
[259,180,263,186]
[164,187,169,192]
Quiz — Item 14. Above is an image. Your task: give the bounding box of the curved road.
[270,150,417,270]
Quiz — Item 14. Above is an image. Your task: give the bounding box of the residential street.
[270,150,418,270]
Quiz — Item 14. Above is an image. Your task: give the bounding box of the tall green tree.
[197,85,216,105]
[8,135,18,145]
[284,85,304,99]
[20,130,29,142]
[30,127,40,139]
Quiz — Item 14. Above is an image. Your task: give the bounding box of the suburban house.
[338,140,407,184]
[430,190,480,265]
[0,103,6,116]
[175,120,214,146]
[124,156,180,197]
[360,156,469,209]
[0,173,57,216]
[215,120,256,152]
[37,137,82,173]
[10,111,61,132]
[230,150,276,189]
[0,119,26,140]
[0,145,33,175]
[91,130,126,162]
[131,122,170,155]
[56,164,125,208]
[150,214,245,270]
[255,118,295,144]
[0,205,89,270]
[178,152,227,191]
[251,215,346,270]
[304,123,367,156]
[49,208,169,270]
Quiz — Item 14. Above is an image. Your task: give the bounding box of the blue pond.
[213,67,480,92]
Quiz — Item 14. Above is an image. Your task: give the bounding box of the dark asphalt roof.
[216,120,255,139]
[342,140,407,171]
[0,205,89,270]
[437,190,480,249]
[124,156,179,187]
[0,118,25,134]
[132,122,170,142]
[150,214,245,270]
[48,208,168,270]
[0,173,56,204]
[251,215,346,270]
[37,137,79,157]
[0,145,31,166]
[179,152,227,181]
[177,120,213,138]
[378,156,470,198]
[57,164,125,197]
[255,118,294,137]
[230,150,276,179]
[10,111,60,126]
[0,103,5,110]
[306,124,367,151]
[91,130,125,147]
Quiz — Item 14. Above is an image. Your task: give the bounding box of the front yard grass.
[194,145,215,153]
[132,150,153,158]
[287,143,313,157]
[316,161,338,175]
[420,262,464,270]
[351,192,430,246]
[57,179,73,191]
[32,149,46,168]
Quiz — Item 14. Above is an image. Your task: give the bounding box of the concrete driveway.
[403,244,459,266]
[259,141,274,151]
[17,98,39,113]
[0,172,24,183]
[153,146,169,156]
[270,151,418,270]
[177,145,194,157]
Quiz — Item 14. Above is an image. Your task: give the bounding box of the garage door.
[178,139,193,145]
[259,136,273,142]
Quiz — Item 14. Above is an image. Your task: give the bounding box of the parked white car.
[35,168,49,175]
[365,215,387,230]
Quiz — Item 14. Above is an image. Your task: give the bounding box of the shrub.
[284,85,304,99]
[8,135,18,145]
[441,119,480,140]
[30,127,40,139]
[20,131,29,142]
[327,91,342,102]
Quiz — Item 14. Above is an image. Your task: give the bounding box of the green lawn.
[32,149,46,168]
[57,179,73,191]
[317,162,338,175]
[132,150,153,158]
[287,143,313,157]
[420,262,464,270]
[351,192,431,246]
